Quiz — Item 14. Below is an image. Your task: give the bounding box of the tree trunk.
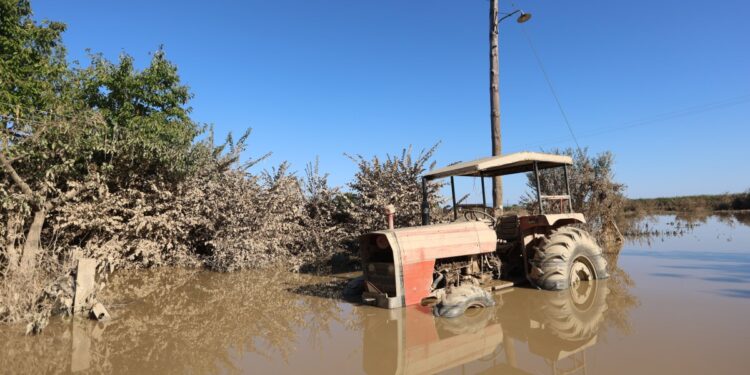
[4,214,21,272]
[0,149,49,273]
[20,208,46,273]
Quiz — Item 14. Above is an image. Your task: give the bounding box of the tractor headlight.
[387,264,394,274]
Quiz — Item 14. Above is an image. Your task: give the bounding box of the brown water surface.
[2,213,750,374]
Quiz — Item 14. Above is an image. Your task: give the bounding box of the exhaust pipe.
[384,204,396,230]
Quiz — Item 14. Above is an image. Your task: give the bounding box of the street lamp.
[489,1,532,215]
[499,10,532,24]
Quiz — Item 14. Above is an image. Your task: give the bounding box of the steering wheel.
[463,210,496,227]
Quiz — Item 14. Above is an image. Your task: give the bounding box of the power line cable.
[514,93,750,151]
[519,25,583,153]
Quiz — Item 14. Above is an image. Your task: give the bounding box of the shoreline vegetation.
[618,194,750,239]
[624,192,750,214]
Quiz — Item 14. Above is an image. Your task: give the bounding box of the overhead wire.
[514,18,750,152]
[514,94,750,150]
[518,25,583,154]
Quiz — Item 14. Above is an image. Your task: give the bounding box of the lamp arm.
[498,9,520,23]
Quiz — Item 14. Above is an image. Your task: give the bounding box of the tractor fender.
[519,213,586,232]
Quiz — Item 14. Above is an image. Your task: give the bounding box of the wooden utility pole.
[489,0,503,213]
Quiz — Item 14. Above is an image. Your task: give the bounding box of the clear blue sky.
[33,0,750,203]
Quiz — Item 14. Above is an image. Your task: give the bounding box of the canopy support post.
[563,165,573,213]
[451,176,458,220]
[480,172,487,214]
[534,161,544,215]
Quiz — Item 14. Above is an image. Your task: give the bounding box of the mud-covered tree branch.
[0,150,35,199]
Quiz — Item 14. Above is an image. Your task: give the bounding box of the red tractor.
[359,152,608,316]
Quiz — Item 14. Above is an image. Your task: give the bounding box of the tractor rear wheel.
[529,226,608,291]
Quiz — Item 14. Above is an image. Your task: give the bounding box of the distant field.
[625,192,750,213]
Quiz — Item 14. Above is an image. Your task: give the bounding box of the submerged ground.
[1,213,749,374]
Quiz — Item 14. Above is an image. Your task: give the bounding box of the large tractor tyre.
[529,226,609,291]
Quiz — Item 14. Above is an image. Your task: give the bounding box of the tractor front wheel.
[529,227,609,291]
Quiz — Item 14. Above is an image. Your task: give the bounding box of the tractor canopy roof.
[424,151,572,180]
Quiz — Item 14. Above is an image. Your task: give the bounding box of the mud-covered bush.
[296,160,350,271]
[344,144,445,236]
[44,132,358,275]
[50,174,201,272]
[5,131,448,309]
[46,137,335,274]
[201,165,308,272]
[522,148,626,241]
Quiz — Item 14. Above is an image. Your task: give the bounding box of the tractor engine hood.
[360,221,497,309]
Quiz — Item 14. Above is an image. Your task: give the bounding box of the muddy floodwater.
[2,213,750,374]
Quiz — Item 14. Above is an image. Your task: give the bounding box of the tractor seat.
[497,215,520,241]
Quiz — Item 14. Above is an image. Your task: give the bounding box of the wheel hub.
[570,259,593,287]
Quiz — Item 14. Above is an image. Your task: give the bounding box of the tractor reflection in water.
[359,152,608,317]
[362,280,609,375]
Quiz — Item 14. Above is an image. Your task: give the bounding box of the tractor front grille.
[365,262,397,296]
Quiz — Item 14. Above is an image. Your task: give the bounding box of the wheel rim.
[570,257,594,288]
